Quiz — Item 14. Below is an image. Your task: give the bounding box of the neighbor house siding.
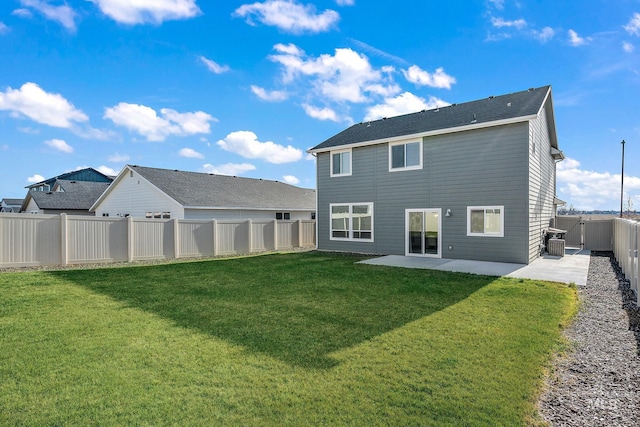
[184,209,313,221]
[317,123,531,263]
[93,170,184,218]
[528,102,557,262]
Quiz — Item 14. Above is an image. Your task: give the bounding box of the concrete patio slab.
[358,248,591,286]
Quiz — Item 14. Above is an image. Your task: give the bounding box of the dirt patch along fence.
[0,213,316,268]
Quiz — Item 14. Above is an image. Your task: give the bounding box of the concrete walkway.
[358,248,591,286]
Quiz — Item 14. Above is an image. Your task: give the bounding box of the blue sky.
[1,0,639,211]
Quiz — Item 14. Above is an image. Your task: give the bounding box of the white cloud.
[20,0,77,32]
[624,12,640,36]
[402,65,456,89]
[11,8,32,18]
[491,16,527,29]
[44,138,73,153]
[623,41,635,53]
[557,157,640,210]
[0,22,8,34]
[178,147,204,159]
[251,85,289,101]
[199,56,230,74]
[27,174,45,183]
[269,44,399,103]
[568,29,588,46]
[488,0,504,10]
[283,175,300,184]
[217,131,302,164]
[364,92,449,121]
[103,103,215,141]
[234,0,339,34]
[107,153,129,162]
[202,162,256,176]
[533,26,555,43]
[0,82,88,128]
[302,104,341,122]
[96,165,118,176]
[161,108,215,134]
[335,0,354,5]
[89,0,201,25]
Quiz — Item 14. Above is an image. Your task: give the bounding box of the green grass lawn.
[0,252,577,426]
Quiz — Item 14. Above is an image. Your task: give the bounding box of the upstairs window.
[467,206,504,237]
[389,141,422,171]
[276,212,291,220]
[330,149,352,177]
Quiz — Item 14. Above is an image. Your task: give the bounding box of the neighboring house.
[26,167,113,192]
[0,198,24,213]
[90,165,316,220]
[21,180,111,215]
[308,85,564,264]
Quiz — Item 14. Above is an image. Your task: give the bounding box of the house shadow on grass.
[51,252,494,369]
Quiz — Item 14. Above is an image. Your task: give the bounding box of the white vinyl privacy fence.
[0,213,316,268]
[613,218,639,306]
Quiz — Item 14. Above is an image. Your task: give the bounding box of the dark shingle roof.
[310,85,552,152]
[28,180,110,210]
[1,198,24,205]
[25,167,113,189]
[129,165,316,210]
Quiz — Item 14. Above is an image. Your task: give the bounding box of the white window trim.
[467,206,504,237]
[329,202,374,242]
[330,148,352,177]
[388,140,423,172]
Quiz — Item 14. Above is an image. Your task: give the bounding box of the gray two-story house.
[308,85,564,264]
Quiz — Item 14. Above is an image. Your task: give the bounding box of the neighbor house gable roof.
[21,180,111,211]
[309,85,556,153]
[25,167,114,189]
[91,165,316,212]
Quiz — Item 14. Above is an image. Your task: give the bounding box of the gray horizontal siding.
[317,123,531,263]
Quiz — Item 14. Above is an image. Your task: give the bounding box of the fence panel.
[132,219,173,260]
[68,216,128,263]
[276,221,297,249]
[584,220,614,251]
[554,216,582,247]
[0,213,61,266]
[0,213,314,268]
[217,221,249,255]
[178,220,214,257]
[251,221,274,252]
[300,220,316,247]
[613,218,639,306]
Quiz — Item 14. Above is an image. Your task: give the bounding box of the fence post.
[127,216,134,262]
[60,213,68,266]
[297,220,302,248]
[212,219,218,256]
[173,218,180,259]
[273,219,278,251]
[247,219,252,253]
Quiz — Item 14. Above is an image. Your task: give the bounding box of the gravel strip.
[538,251,640,426]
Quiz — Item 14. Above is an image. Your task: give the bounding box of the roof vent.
[366,121,371,127]
[382,117,387,120]
[451,103,457,107]
[488,95,494,99]
[528,87,534,91]
[471,113,477,124]
[507,102,512,107]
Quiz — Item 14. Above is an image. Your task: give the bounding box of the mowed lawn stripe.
[0,252,577,426]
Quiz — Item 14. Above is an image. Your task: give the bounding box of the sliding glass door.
[406,209,441,257]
